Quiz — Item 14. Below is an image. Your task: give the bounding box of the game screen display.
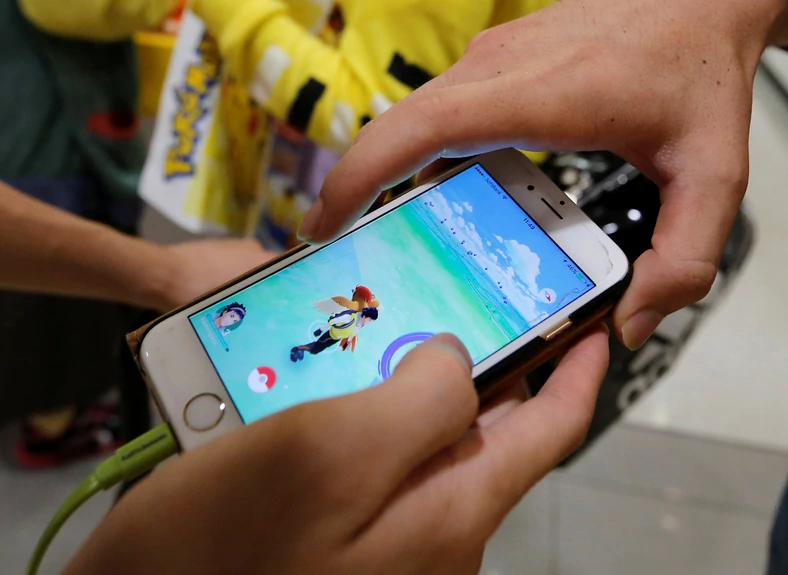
[190,164,594,423]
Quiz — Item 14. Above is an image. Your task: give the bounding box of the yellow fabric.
[328,312,360,339]
[19,0,179,41]
[21,0,557,147]
[192,0,557,153]
[490,0,558,27]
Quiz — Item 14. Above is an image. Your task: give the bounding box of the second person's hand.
[153,239,279,312]
[302,0,787,349]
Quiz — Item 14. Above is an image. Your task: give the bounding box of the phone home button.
[183,393,227,432]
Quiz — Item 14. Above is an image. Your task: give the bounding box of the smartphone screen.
[190,164,595,423]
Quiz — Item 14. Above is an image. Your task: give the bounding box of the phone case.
[126,242,630,419]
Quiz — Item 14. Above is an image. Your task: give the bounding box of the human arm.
[0,181,275,312]
[18,0,179,40]
[64,329,608,575]
[192,0,493,152]
[302,0,788,350]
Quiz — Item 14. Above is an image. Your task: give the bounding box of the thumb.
[328,334,478,497]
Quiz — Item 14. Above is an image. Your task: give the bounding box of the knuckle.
[353,120,373,145]
[552,393,594,450]
[546,390,595,451]
[717,161,749,199]
[407,91,446,127]
[400,92,450,154]
[635,249,719,311]
[666,257,718,305]
[565,410,593,452]
[465,28,492,55]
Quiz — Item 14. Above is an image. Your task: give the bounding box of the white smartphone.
[138,149,629,451]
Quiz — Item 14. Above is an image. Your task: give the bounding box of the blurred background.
[2,4,788,574]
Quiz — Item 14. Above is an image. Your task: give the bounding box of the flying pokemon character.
[311,285,380,352]
[290,307,379,362]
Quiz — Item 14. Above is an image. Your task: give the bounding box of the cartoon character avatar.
[212,302,247,335]
[311,285,381,351]
[290,307,379,362]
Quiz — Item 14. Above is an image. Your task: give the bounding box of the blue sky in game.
[412,165,593,328]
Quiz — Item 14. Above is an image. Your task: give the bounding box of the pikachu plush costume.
[192,0,557,152]
[23,0,554,151]
[23,0,555,241]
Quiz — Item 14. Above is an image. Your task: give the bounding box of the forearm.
[0,182,177,310]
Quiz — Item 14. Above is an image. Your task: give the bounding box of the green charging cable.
[26,423,179,575]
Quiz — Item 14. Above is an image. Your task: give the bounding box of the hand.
[154,239,279,312]
[315,328,324,337]
[302,0,787,350]
[65,330,609,575]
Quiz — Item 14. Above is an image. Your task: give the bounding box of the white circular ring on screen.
[307,320,341,355]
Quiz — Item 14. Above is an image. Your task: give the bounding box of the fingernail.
[298,197,323,241]
[621,309,663,351]
[432,333,473,369]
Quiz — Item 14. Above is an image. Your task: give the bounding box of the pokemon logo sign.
[164,36,221,179]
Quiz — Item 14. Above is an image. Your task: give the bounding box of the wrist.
[119,237,185,312]
[140,246,187,313]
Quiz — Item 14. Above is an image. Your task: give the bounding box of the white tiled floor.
[4,64,788,575]
[481,425,787,575]
[0,437,112,575]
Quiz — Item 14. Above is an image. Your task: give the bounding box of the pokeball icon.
[248,366,277,393]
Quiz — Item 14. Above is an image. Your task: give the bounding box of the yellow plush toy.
[24,0,556,153]
[24,0,556,240]
[194,0,557,153]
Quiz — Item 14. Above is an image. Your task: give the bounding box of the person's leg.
[307,332,340,355]
[292,332,339,361]
[769,480,788,575]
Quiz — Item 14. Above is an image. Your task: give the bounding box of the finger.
[476,376,528,428]
[613,148,746,349]
[326,333,478,492]
[300,71,609,243]
[415,158,468,185]
[462,327,609,528]
[358,328,608,549]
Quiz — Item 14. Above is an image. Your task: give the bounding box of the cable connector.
[27,423,178,575]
